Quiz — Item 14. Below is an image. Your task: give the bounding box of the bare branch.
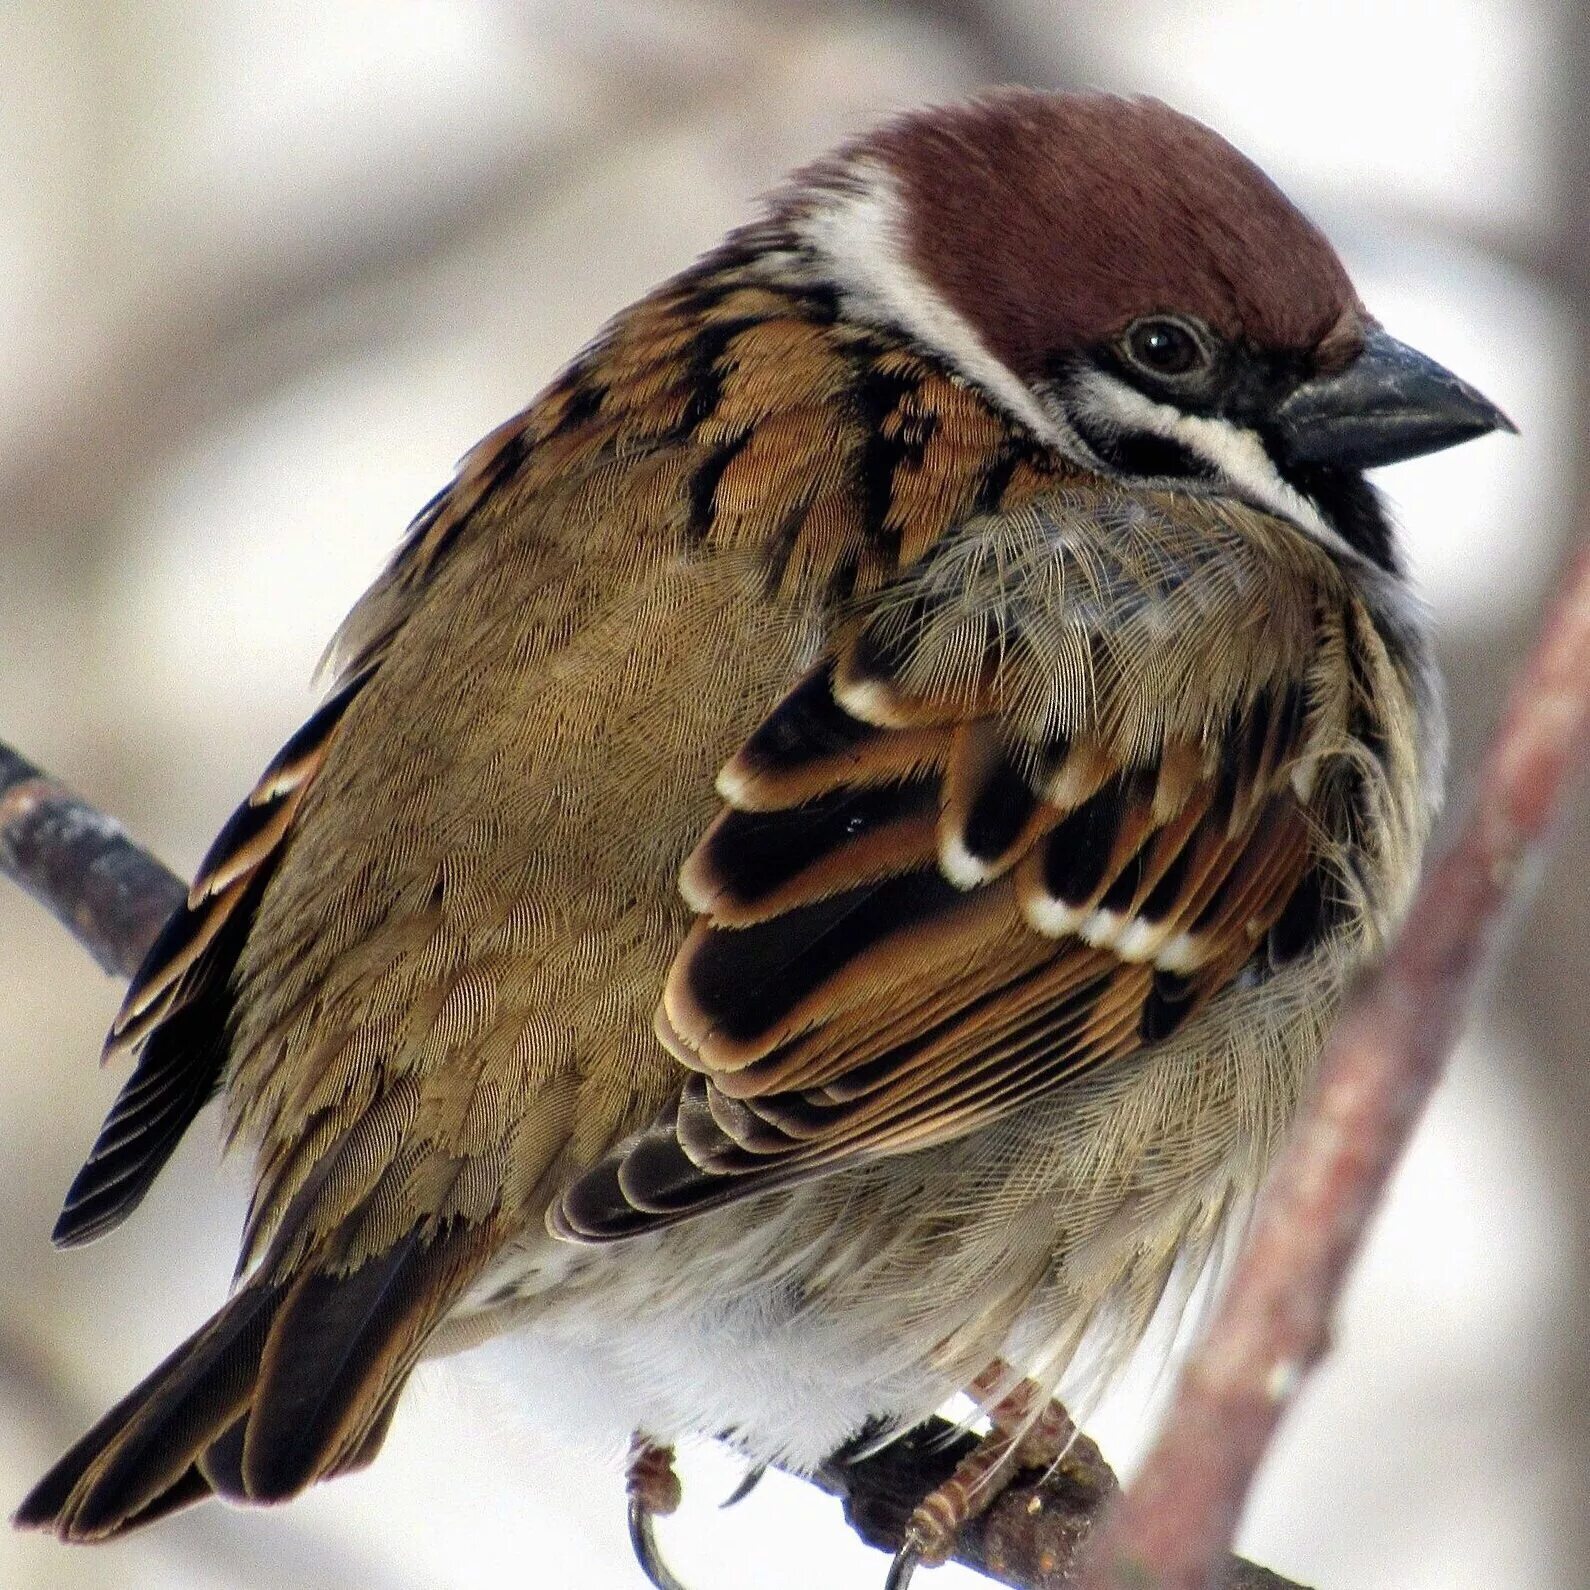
[818,1426,1303,1588]
[0,743,184,979]
[1079,536,1590,1589]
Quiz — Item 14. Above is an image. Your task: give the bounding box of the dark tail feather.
[244,1218,487,1497]
[329,1387,402,1478]
[15,1217,488,1542]
[194,1412,250,1500]
[190,1384,397,1499]
[117,1464,215,1529]
[14,1280,283,1540]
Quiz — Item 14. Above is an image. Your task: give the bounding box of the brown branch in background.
[1079,535,1590,1590]
[0,746,1303,1590]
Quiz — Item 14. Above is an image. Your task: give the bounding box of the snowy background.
[1,3,1585,1588]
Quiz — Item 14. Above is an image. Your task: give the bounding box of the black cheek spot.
[1089,429,1216,481]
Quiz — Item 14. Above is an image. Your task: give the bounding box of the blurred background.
[0,3,1584,1587]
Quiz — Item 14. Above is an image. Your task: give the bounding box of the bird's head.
[777,89,1513,570]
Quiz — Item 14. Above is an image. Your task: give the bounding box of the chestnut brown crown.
[870,89,1365,379]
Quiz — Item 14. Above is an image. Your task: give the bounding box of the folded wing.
[556,500,1343,1239]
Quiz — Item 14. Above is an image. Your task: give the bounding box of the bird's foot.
[885,1368,1115,1589]
[970,1369,1115,1496]
[626,1434,687,1590]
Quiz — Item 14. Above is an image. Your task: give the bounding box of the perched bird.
[17,88,1510,1586]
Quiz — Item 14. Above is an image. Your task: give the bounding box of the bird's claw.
[720,1463,766,1509]
[884,1530,926,1590]
[878,1366,1117,1588]
[627,1493,691,1590]
[626,1435,688,1590]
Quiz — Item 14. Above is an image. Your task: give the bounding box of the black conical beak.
[1273,327,1516,471]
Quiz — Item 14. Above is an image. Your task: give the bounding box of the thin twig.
[1079,536,1590,1589]
[0,744,184,979]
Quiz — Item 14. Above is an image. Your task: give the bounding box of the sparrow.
[17,88,1510,1587]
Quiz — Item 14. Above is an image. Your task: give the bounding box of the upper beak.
[1273,326,1516,471]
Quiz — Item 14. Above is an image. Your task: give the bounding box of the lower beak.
[1273,327,1516,471]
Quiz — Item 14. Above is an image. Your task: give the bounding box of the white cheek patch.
[1071,370,1351,556]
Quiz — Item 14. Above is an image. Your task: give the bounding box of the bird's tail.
[15,1216,486,1541]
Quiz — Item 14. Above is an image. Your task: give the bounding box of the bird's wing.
[27,279,1050,1538]
[50,665,375,1248]
[48,406,537,1251]
[22,410,559,1539]
[556,489,1356,1239]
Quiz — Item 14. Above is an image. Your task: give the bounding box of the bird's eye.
[1121,317,1210,380]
